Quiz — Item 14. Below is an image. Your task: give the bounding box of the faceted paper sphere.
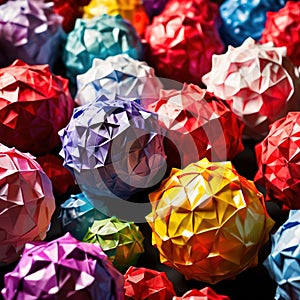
[173,287,230,300]
[142,83,244,169]
[0,0,64,70]
[144,0,224,86]
[63,14,143,85]
[260,1,300,67]
[264,210,300,300]
[146,158,275,284]
[219,0,287,47]
[0,59,74,156]
[254,112,300,210]
[83,216,145,271]
[1,233,124,299]
[124,266,176,300]
[75,54,162,106]
[60,193,107,241]
[0,145,55,264]
[59,97,167,206]
[202,37,299,140]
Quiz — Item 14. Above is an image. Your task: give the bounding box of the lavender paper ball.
[264,210,300,300]
[219,0,288,47]
[0,0,65,70]
[1,233,124,300]
[60,193,108,241]
[63,14,143,87]
[75,54,162,106]
[59,97,167,215]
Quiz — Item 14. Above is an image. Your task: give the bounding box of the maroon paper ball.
[144,0,224,86]
[0,59,74,156]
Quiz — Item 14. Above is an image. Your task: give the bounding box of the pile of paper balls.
[0,0,300,299]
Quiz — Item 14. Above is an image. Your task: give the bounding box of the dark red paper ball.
[0,59,74,156]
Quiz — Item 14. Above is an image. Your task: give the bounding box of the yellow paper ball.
[146,158,275,284]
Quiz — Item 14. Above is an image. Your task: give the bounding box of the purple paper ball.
[1,233,124,300]
[0,0,64,70]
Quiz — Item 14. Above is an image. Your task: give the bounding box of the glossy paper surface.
[0,145,55,264]
[124,266,176,300]
[264,210,300,300]
[0,59,74,156]
[172,287,230,300]
[1,233,124,299]
[146,158,275,284]
[260,1,300,67]
[83,216,144,271]
[202,38,298,140]
[76,54,162,105]
[142,83,244,169]
[0,0,64,70]
[254,112,300,210]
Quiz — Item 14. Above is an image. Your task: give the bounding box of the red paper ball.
[144,0,224,86]
[36,154,76,197]
[0,144,55,264]
[142,83,244,169]
[0,59,74,156]
[173,287,230,300]
[124,266,176,300]
[260,1,300,67]
[255,111,300,209]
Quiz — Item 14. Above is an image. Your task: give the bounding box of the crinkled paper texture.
[202,37,298,140]
[76,54,162,105]
[59,97,167,202]
[0,59,74,156]
[37,154,76,197]
[83,216,144,271]
[172,287,230,300]
[82,0,149,36]
[260,1,300,67]
[124,266,176,300]
[0,144,55,264]
[60,193,107,241]
[264,210,300,300]
[141,83,244,169]
[63,14,143,85]
[144,0,224,86]
[254,112,300,209]
[219,0,288,47]
[0,0,65,70]
[1,233,124,299]
[146,158,275,284]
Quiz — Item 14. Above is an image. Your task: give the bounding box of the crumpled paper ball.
[36,154,76,197]
[124,266,176,300]
[263,209,300,300]
[142,83,244,169]
[144,0,224,86]
[254,112,300,210]
[83,216,144,271]
[1,232,124,299]
[75,54,162,106]
[59,97,167,210]
[146,157,275,284]
[202,37,299,140]
[219,0,287,47]
[0,59,74,156]
[63,14,143,86]
[172,287,230,300]
[46,0,90,33]
[82,0,149,37]
[260,1,300,67]
[143,0,169,19]
[60,193,108,241]
[0,144,55,265]
[0,0,65,70]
